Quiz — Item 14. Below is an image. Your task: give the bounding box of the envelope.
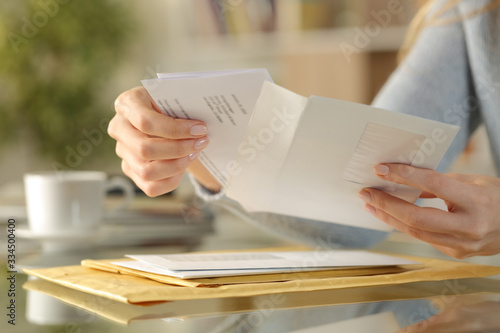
[81,258,411,287]
[23,276,500,325]
[23,248,500,305]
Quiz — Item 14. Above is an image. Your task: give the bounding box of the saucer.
[16,227,101,241]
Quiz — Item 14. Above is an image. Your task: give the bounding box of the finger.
[363,203,465,250]
[114,87,207,139]
[122,160,184,197]
[359,188,463,236]
[116,142,196,182]
[112,114,208,160]
[445,172,480,183]
[419,191,437,199]
[374,164,472,205]
[429,243,476,259]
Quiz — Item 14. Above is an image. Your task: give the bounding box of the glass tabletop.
[2,203,500,333]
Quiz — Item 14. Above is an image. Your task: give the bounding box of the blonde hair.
[399,0,500,62]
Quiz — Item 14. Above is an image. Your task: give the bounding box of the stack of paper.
[110,250,421,279]
[143,69,460,231]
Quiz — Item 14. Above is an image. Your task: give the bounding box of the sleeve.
[188,172,389,249]
[372,2,481,172]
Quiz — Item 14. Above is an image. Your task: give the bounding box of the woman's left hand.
[358,163,500,258]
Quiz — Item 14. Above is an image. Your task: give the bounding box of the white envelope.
[226,82,459,231]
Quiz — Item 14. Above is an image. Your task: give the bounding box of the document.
[119,250,421,279]
[143,70,460,231]
[142,69,272,186]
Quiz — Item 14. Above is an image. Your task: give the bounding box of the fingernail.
[194,138,209,150]
[375,164,390,176]
[364,204,376,215]
[358,190,371,203]
[190,124,207,136]
[189,152,200,160]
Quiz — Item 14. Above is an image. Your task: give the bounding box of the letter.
[254,298,276,313]
[51,161,68,178]
[271,293,286,305]
[21,17,38,38]
[247,135,265,151]
[443,107,462,125]
[443,279,467,295]
[76,140,93,157]
[409,312,425,325]
[388,0,403,15]
[300,257,318,268]
[247,311,265,328]
[475,77,495,97]
[32,11,49,27]
[257,128,274,145]
[225,160,242,177]
[8,319,15,325]
[65,322,81,333]
[269,116,285,132]
[440,288,456,304]
[466,96,479,112]
[192,195,208,210]
[7,33,28,54]
[82,128,103,146]
[353,27,370,49]
[65,146,83,168]
[236,320,252,333]
[99,117,111,133]
[410,150,425,165]
[340,42,360,64]
[39,0,60,17]
[365,21,381,38]
[272,106,296,126]
[430,298,445,312]
[420,138,436,156]
[418,305,434,319]
[370,9,392,27]
[238,142,257,162]
[431,128,447,144]
[313,249,331,261]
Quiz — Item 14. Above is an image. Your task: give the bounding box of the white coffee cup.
[24,171,134,235]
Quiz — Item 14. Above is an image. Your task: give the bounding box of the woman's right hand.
[108,86,210,197]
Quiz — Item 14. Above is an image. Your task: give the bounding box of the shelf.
[166,26,408,65]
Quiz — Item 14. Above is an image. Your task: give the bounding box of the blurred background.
[0,0,495,189]
[1,2,498,331]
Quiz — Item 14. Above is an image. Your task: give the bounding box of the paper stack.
[114,250,421,279]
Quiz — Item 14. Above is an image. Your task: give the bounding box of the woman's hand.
[108,87,211,197]
[358,164,500,258]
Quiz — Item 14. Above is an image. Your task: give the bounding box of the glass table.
[2,199,500,333]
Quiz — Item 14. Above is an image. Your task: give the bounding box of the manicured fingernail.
[194,138,209,150]
[364,204,376,215]
[375,164,390,176]
[358,190,371,203]
[189,152,200,160]
[190,124,207,136]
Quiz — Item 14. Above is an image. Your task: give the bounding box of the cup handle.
[104,176,135,217]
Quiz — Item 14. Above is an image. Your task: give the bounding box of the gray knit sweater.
[192,0,500,249]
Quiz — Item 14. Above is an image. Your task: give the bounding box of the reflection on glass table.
[15,273,500,333]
